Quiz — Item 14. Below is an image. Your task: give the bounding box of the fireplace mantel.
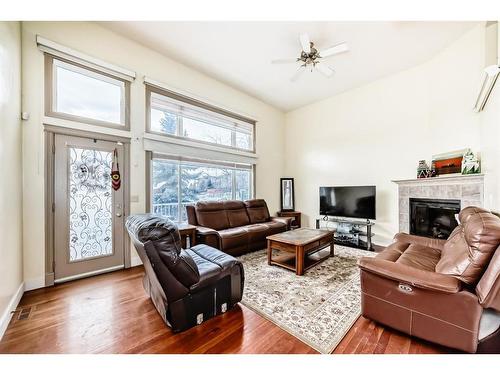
[393,174,484,233]
[392,174,484,185]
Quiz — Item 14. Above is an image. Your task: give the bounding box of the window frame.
[44,54,131,130]
[145,85,256,154]
[146,152,256,223]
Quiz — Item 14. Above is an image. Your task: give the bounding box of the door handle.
[116,203,123,218]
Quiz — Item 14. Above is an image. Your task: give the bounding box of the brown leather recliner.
[126,214,244,332]
[358,207,500,353]
[186,199,292,256]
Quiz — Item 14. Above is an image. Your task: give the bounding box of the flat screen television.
[319,186,376,220]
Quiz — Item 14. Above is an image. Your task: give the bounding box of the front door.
[54,134,125,282]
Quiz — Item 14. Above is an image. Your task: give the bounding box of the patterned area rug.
[238,245,376,354]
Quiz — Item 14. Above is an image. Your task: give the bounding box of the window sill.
[143,132,258,159]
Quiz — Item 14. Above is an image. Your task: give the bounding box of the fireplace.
[394,174,483,237]
[410,198,461,239]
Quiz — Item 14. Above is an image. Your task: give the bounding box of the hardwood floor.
[0,266,452,354]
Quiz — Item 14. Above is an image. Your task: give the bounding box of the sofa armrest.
[394,232,446,251]
[270,216,293,230]
[358,257,461,294]
[195,226,219,236]
[195,226,221,249]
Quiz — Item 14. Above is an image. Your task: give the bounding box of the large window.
[150,155,253,222]
[147,85,255,152]
[45,55,129,128]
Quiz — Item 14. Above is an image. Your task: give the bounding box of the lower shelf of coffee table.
[270,247,332,273]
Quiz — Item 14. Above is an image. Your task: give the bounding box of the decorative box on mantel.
[392,174,484,233]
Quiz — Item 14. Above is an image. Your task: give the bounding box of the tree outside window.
[152,158,252,222]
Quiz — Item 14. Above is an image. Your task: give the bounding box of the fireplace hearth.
[410,198,461,239]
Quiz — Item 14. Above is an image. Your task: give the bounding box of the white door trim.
[44,127,131,287]
[54,265,125,284]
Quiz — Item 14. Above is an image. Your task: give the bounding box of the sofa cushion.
[163,249,200,288]
[189,244,241,271]
[195,201,229,230]
[264,220,287,235]
[244,199,270,224]
[376,241,407,262]
[185,248,223,291]
[395,244,441,272]
[224,200,250,228]
[242,223,269,244]
[436,207,500,284]
[218,227,248,249]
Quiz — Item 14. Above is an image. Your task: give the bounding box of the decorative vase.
[430,161,437,177]
[417,160,430,179]
[461,149,480,175]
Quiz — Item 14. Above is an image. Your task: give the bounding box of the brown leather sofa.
[358,207,500,353]
[186,199,291,256]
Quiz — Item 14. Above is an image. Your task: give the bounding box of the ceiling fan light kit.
[272,33,349,82]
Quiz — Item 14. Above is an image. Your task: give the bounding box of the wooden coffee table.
[266,228,334,275]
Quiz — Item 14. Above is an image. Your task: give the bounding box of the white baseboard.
[131,255,143,267]
[24,277,45,291]
[0,282,25,340]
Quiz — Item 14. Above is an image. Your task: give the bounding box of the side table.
[277,211,301,230]
[177,223,197,248]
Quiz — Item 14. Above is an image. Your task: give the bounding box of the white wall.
[285,25,485,244]
[21,22,286,290]
[0,22,24,335]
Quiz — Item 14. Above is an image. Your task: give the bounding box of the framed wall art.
[280,178,295,211]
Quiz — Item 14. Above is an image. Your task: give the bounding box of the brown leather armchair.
[126,214,244,332]
[358,207,500,353]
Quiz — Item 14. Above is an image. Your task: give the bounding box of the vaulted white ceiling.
[100,21,477,111]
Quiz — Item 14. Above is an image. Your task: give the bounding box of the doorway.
[52,133,127,283]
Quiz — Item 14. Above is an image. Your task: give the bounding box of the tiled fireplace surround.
[393,174,484,233]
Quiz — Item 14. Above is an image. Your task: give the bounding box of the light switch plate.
[130,195,139,203]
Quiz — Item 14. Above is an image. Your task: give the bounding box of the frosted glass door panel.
[68,147,113,262]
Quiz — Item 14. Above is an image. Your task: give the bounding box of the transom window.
[45,55,129,128]
[147,86,255,152]
[150,155,253,222]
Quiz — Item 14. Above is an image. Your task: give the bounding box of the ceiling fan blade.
[319,42,349,58]
[299,33,311,54]
[271,58,298,64]
[315,63,334,78]
[290,66,306,82]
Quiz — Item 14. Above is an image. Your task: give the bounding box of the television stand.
[315,217,374,251]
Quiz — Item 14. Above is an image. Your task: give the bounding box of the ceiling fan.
[272,33,349,82]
